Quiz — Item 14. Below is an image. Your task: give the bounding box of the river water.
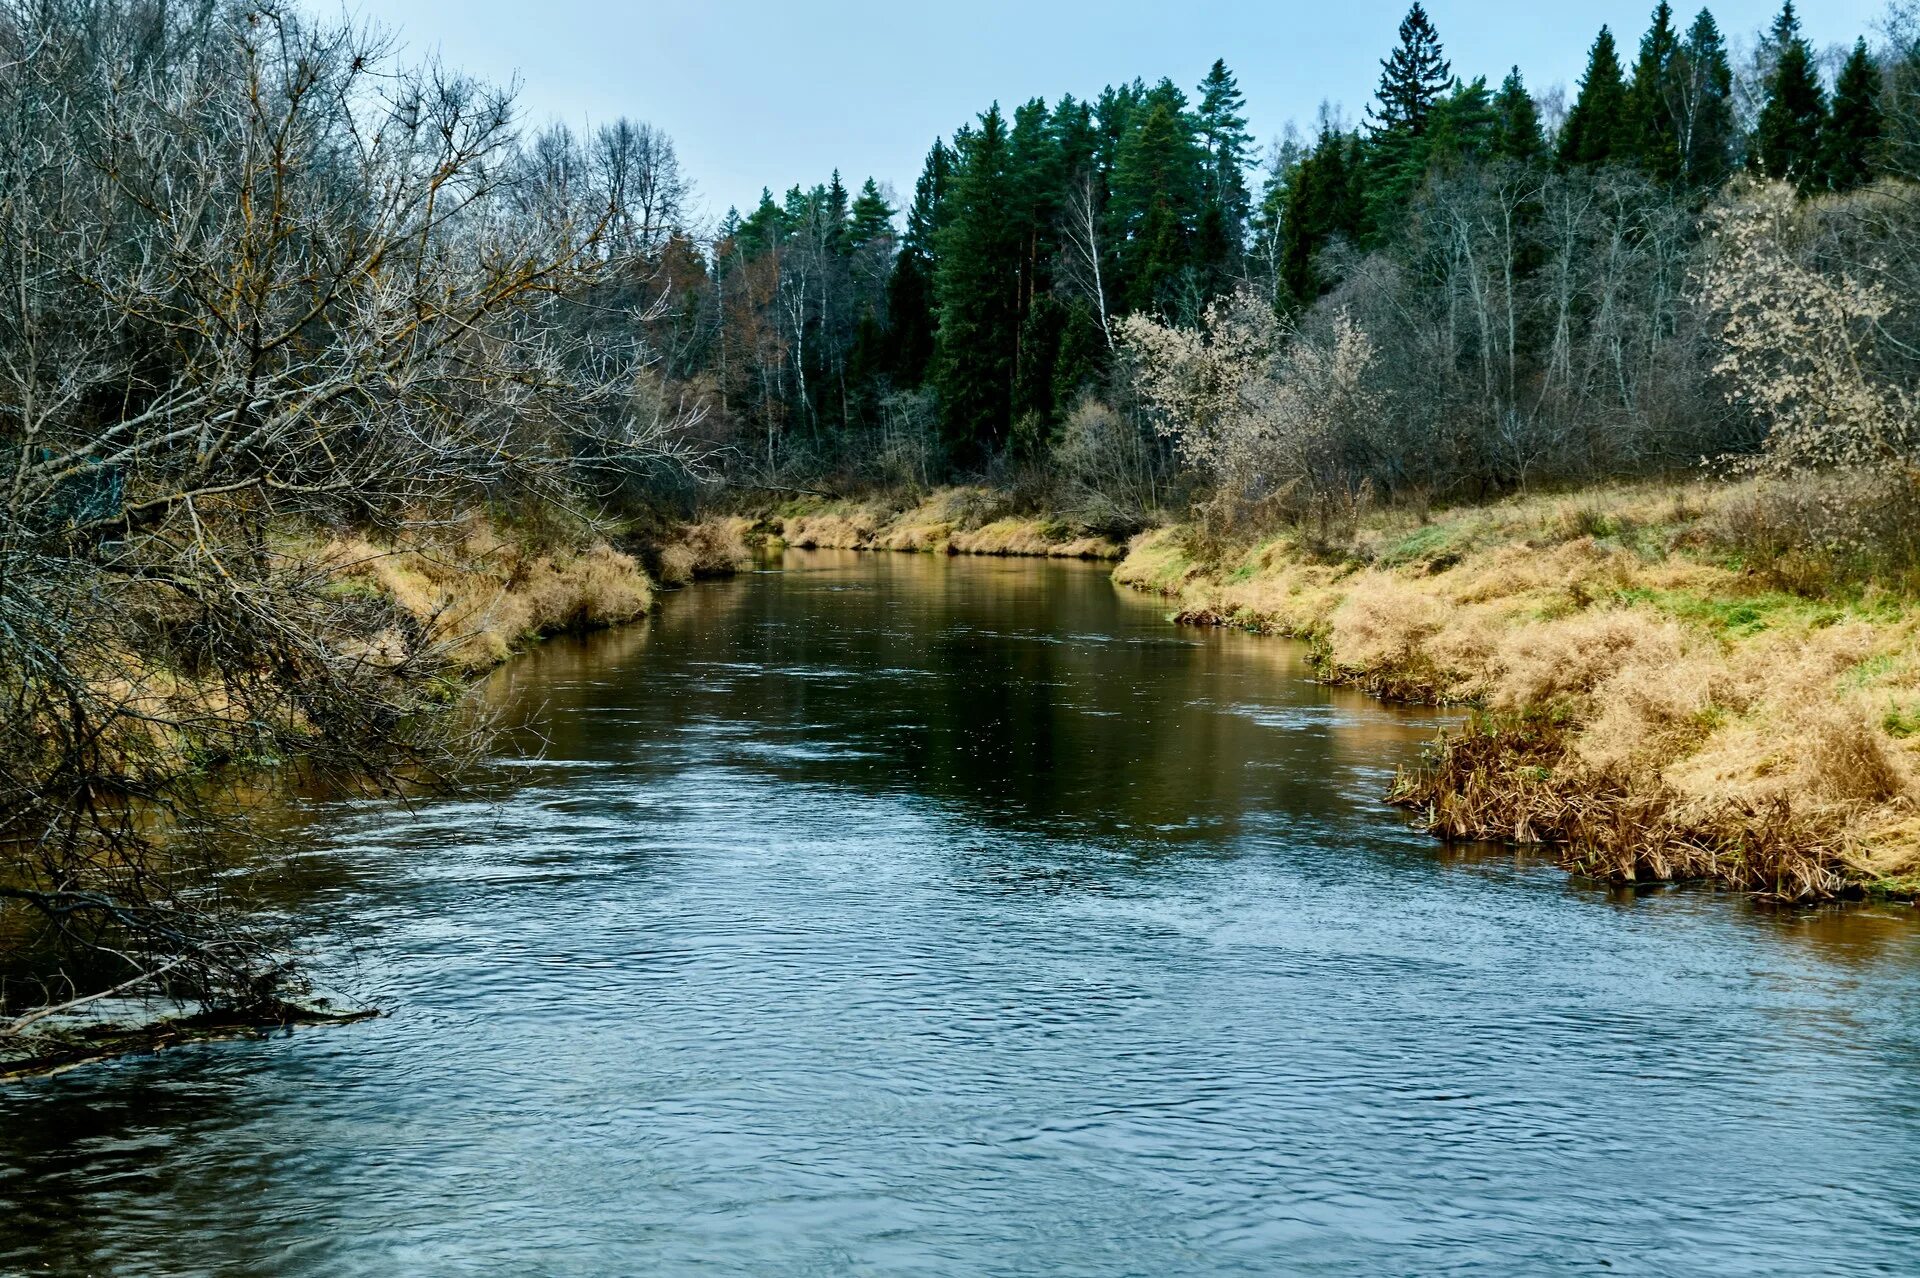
[4,550,1919,1276]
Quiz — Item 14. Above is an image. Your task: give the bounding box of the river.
[4,550,1919,1275]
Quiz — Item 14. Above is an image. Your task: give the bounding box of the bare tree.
[0,0,704,1046]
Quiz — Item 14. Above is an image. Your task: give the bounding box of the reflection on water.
[3,549,1919,1276]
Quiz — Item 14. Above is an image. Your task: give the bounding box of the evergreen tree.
[1008,97,1062,317]
[1281,124,1360,307]
[1823,38,1884,192]
[1626,3,1683,181]
[885,141,951,387]
[1364,3,1451,225]
[1196,58,1255,288]
[824,171,851,255]
[1369,3,1452,138]
[1425,76,1500,169]
[1674,9,1736,187]
[1559,26,1632,167]
[849,178,895,249]
[1751,1,1828,188]
[1107,82,1205,316]
[933,106,1023,461]
[1492,67,1547,165]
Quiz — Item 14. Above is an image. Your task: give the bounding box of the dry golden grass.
[318,519,654,671]
[653,516,755,586]
[1117,479,1920,898]
[772,488,1126,560]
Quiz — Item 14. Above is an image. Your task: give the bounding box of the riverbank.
[750,488,1128,560]
[1114,480,1920,902]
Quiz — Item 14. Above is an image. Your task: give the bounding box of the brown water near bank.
[2,550,1917,1275]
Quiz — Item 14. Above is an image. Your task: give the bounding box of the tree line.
[634,0,1907,520]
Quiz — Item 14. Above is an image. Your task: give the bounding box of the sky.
[353,0,1890,228]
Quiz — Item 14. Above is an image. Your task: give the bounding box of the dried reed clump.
[320,526,653,671]
[1388,716,1859,901]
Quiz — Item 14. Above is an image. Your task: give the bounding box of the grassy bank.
[758,488,1128,560]
[312,514,753,673]
[1115,481,1920,902]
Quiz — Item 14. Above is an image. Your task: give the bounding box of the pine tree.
[1626,3,1682,181]
[933,106,1022,461]
[1674,9,1736,188]
[1822,38,1884,192]
[1559,27,1632,167]
[1492,67,1547,165]
[1008,97,1061,319]
[1751,1,1828,188]
[1424,76,1499,169]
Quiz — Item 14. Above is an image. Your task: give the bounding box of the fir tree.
[1559,27,1632,167]
[1751,1,1827,188]
[933,106,1022,461]
[1492,67,1547,166]
[1822,38,1884,192]
[1674,9,1736,188]
[1626,3,1683,182]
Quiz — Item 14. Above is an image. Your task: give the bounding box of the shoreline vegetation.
[1114,483,1920,904]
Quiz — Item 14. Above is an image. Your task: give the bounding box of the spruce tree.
[1364,4,1452,227]
[1281,124,1359,308]
[1107,82,1205,316]
[933,107,1022,461]
[885,141,951,387]
[1626,3,1683,182]
[1751,1,1828,189]
[824,171,851,255]
[1675,9,1736,188]
[1559,27,1631,167]
[1370,3,1451,138]
[1196,58,1255,285]
[1493,67,1547,166]
[849,179,894,249]
[1822,38,1884,192]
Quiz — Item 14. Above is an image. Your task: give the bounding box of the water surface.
[4,550,1919,1275]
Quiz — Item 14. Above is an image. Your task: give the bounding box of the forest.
[3,0,1919,1048]
[629,0,1911,542]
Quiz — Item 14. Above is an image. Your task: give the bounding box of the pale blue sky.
[355,0,1888,226]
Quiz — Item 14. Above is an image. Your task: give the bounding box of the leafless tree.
[0,0,705,1044]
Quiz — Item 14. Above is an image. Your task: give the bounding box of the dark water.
[4,551,1920,1276]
